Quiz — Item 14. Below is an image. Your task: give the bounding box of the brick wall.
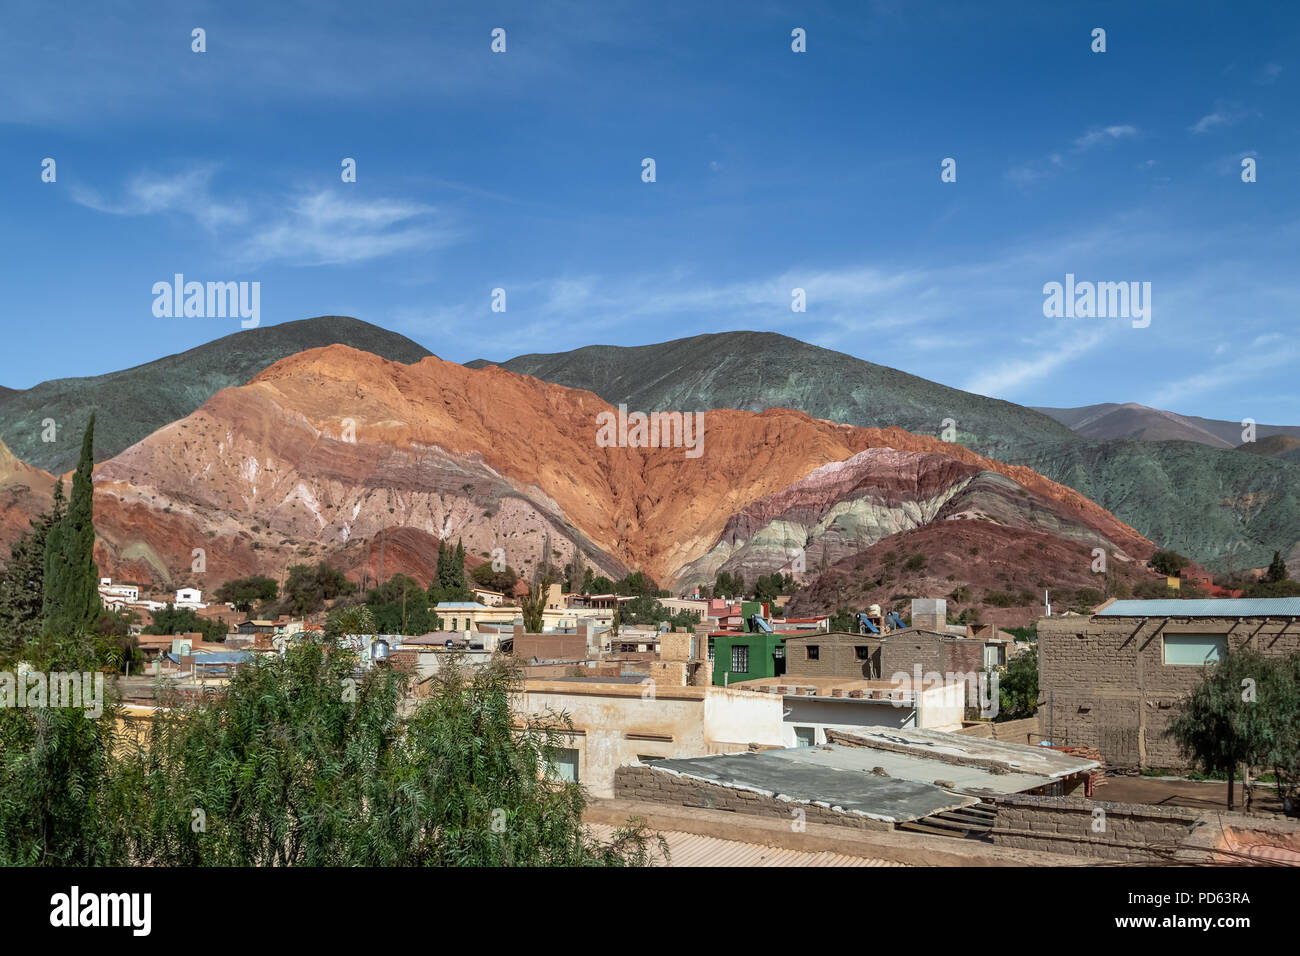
[1038,615,1300,768]
[613,764,891,831]
[781,633,879,679]
[879,631,987,680]
[990,793,1199,863]
[387,648,418,674]
[958,715,1040,743]
[513,633,588,661]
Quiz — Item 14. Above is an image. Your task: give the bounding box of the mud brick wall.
[1038,616,1300,768]
[512,633,588,661]
[990,794,1198,863]
[781,634,879,679]
[613,765,891,832]
[879,633,986,681]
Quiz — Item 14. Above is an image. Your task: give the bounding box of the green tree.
[143,604,228,644]
[214,575,279,612]
[563,550,585,593]
[828,607,858,632]
[997,647,1038,721]
[0,703,125,865]
[112,645,665,865]
[1242,578,1300,598]
[0,480,65,660]
[1149,549,1190,577]
[1167,648,1300,812]
[366,574,437,635]
[520,576,550,633]
[325,603,377,639]
[614,571,657,597]
[282,562,355,616]
[1264,551,1289,585]
[430,540,472,603]
[2,641,667,865]
[42,416,100,638]
[469,560,518,595]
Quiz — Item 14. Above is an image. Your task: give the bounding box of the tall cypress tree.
[43,414,101,636]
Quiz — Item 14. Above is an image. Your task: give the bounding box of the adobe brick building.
[1037,598,1300,769]
[878,629,1002,680]
[781,632,881,679]
[781,627,1005,682]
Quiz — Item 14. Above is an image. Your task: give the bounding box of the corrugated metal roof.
[1095,598,1300,618]
[584,823,904,867]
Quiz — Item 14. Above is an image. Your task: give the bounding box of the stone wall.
[613,764,891,831]
[990,793,1199,863]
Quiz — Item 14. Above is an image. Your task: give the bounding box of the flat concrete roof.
[647,749,979,824]
[827,726,1099,780]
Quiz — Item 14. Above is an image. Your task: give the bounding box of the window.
[707,638,715,661]
[1164,634,1227,666]
[855,646,871,661]
[806,645,820,661]
[794,726,817,747]
[731,644,749,673]
[546,747,580,783]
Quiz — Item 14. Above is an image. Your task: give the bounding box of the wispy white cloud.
[70,166,248,231]
[72,168,454,267]
[963,327,1111,397]
[1189,101,1252,134]
[1073,125,1138,150]
[1007,124,1138,186]
[1147,340,1299,407]
[238,191,453,267]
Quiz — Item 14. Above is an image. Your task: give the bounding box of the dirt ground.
[1095,774,1288,816]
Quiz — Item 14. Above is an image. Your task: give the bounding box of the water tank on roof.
[868,604,881,617]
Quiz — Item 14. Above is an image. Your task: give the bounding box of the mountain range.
[472,334,1300,572]
[0,318,1295,613]
[1034,402,1300,451]
[0,339,1153,617]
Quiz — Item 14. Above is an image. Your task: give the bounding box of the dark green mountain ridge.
[0,316,433,474]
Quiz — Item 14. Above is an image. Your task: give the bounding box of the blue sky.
[2,0,1297,423]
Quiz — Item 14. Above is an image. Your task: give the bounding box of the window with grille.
[731,645,749,673]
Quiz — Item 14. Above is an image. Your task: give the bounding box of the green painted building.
[710,632,788,686]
